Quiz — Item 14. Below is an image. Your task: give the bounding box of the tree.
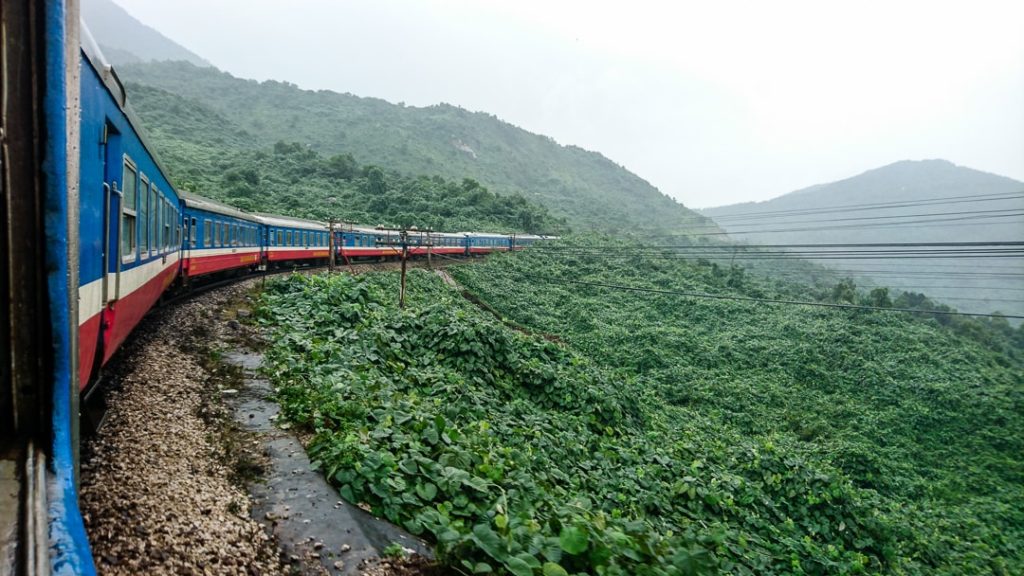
[866,287,892,308]
[363,166,387,196]
[831,278,857,304]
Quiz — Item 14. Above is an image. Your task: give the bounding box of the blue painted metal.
[42,0,97,573]
[78,58,182,286]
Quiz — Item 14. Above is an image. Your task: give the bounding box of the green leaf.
[472,562,493,574]
[416,482,438,501]
[472,523,505,561]
[559,526,589,555]
[506,556,534,576]
[543,562,569,576]
[423,427,440,445]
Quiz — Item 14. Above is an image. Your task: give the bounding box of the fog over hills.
[701,160,1024,318]
[81,0,711,237]
[82,0,210,67]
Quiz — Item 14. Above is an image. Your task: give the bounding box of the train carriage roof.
[80,22,181,201]
[179,191,260,223]
[252,213,328,231]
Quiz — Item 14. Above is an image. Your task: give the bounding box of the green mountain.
[122,84,565,234]
[701,160,1024,318]
[114,61,711,236]
[81,0,211,67]
[81,0,712,235]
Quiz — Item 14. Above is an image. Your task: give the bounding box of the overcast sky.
[114,0,1024,208]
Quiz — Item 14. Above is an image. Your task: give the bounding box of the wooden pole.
[328,218,335,273]
[399,230,408,308]
[427,230,433,270]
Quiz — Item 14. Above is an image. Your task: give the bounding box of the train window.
[139,176,150,256]
[148,187,157,255]
[153,193,160,251]
[276,230,282,246]
[203,220,211,247]
[304,231,309,247]
[190,218,197,248]
[232,223,238,246]
[162,199,170,250]
[120,161,138,262]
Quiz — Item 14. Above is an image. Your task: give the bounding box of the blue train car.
[181,192,262,279]
[466,232,513,254]
[1,4,96,573]
[77,30,182,388]
[255,214,331,268]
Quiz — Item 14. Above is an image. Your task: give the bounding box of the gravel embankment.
[80,280,284,575]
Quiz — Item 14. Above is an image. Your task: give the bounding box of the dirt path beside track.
[79,272,448,575]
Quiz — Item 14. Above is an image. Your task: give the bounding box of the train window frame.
[190,217,197,248]
[148,186,157,256]
[139,175,150,256]
[120,158,138,264]
[204,219,211,248]
[159,195,167,248]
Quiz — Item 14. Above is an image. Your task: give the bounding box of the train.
[0,7,548,574]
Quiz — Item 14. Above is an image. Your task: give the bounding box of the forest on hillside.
[120,62,712,235]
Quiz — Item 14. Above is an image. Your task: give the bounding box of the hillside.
[701,160,1024,318]
[82,0,211,67]
[121,84,565,234]
[257,240,1023,574]
[114,61,711,236]
[81,0,712,235]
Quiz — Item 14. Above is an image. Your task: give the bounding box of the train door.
[100,125,122,306]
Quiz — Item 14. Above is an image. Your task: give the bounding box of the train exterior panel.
[78,35,181,388]
[181,193,262,278]
[466,232,513,254]
[257,214,331,264]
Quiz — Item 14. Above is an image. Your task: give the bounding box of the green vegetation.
[128,84,566,233]
[257,241,1022,574]
[120,61,713,235]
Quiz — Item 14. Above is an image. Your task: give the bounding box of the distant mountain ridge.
[710,159,1022,211]
[82,0,211,67]
[701,160,1024,318]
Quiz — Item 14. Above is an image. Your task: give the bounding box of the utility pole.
[328,218,335,273]
[399,229,408,309]
[427,229,433,270]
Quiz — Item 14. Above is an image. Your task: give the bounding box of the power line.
[699,190,1024,221]
[521,275,1024,319]
[698,207,1024,228]
[531,240,1024,249]
[660,214,1024,237]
